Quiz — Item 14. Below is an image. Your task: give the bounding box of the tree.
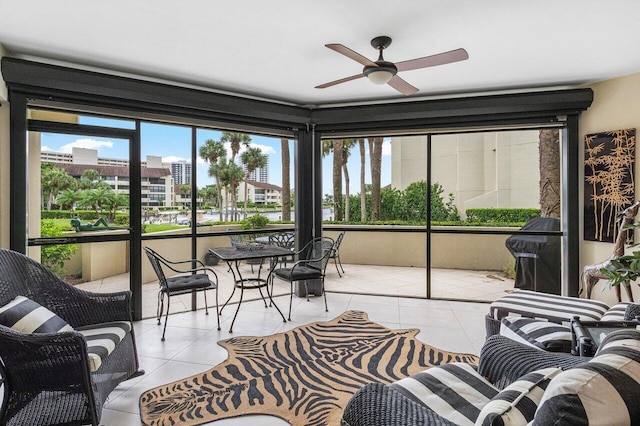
[199,139,226,220]
[41,164,75,210]
[56,188,82,211]
[199,185,218,210]
[104,192,129,222]
[41,220,77,274]
[368,137,383,221]
[78,186,113,215]
[358,138,367,222]
[281,138,291,221]
[341,140,356,222]
[539,129,561,218]
[222,132,251,162]
[79,169,101,189]
[322,140,344,221]
[215,159,245,221]
[240,146,268,216]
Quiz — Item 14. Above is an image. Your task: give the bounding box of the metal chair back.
[269,231,295,249]
[144,247,169,292]
[305,237,335,273]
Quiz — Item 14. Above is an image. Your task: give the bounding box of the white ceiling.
[1,1,639,108]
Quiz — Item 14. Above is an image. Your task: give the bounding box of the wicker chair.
[341,335,589,426]
[0,249,143,426]
[270,236,334,320]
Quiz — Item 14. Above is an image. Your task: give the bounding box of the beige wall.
[391,130,540,216]
[579,71,640,305]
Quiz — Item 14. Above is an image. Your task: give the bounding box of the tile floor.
[78,261,514,320]
[100,292,491,425]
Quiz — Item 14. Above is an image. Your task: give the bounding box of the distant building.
[238,157,269,183]
[236,180,282,205]
[171,160,192,185]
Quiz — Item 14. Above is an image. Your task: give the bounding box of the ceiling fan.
[315,36,468,96]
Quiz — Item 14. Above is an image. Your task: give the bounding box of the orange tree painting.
[584,129,636,242]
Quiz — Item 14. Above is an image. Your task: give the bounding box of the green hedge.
[465,208,540,223]
[41,210,99,220]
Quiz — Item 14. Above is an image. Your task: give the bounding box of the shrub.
[465,208,540,223]
[241,214,269,229]
[40,220,77,274]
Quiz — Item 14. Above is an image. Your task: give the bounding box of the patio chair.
[270,236,334,320]
[268,231,295,267]
[144,247,219,341]
[329,231,346,277]
[228,230,263,272]
[0,249,143,426]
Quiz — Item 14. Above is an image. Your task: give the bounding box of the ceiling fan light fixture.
[363,62,397,85]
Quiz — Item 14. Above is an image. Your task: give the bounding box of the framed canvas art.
[584,129,636,242]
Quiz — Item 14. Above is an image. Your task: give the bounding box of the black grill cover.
[505,217,561,294]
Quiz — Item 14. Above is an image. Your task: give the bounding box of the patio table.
[209,245,293,332]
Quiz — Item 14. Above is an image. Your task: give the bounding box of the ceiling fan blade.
[315,73,364,89]
[325,43,377,67]
[387,75,419,96]
[395,48,469,72]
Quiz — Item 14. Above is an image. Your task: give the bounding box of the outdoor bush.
[114,213,129,226]
[40,220,77,274]
[41,210,99,220]
[465,208,540,223]
[241,214,269,229]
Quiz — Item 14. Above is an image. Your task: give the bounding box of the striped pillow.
[489,290,609,324]
[500,317,572,352]
[390,363,499,426]
[0,295,73,333]
[77,321,132,372]
[475,367,561,426]
[533,329,640,425]
[601,302,633,321]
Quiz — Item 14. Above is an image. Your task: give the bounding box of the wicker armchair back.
[0,249,143,426]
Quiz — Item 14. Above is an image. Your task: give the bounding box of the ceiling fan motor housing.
[363,61,398,84]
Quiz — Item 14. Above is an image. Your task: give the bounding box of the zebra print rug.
[139,310,477,426]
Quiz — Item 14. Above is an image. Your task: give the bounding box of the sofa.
[0,249,143,425]
[342,329,640,425]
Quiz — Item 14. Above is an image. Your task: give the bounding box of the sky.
[39,115,392,196]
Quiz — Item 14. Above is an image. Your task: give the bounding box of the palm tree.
[214,159,244,221]
[56,188,82,212]
[41,164,75,210]
[368,137,384,221]
[322,140,344,221]
[104,192,129,222]
[281,138,291,221]
[199,139,226,220]
[240,146,268,217]
[222,132,252,162]
[79,169,101,189]
[539,129,560,218]
[227,163,245,221]
[358,138,367,222]
[341,139,356,222]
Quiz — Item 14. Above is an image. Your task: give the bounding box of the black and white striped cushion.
[499,317,572,352]
[390,363,499,426]
[533,329,640,425]
[489,290,609,324]
[0,295,73,333]
[475,367,561,426]
[77,321,132,372]
[601,302,633,321]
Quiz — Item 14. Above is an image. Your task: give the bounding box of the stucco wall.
[579,71,640,305]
